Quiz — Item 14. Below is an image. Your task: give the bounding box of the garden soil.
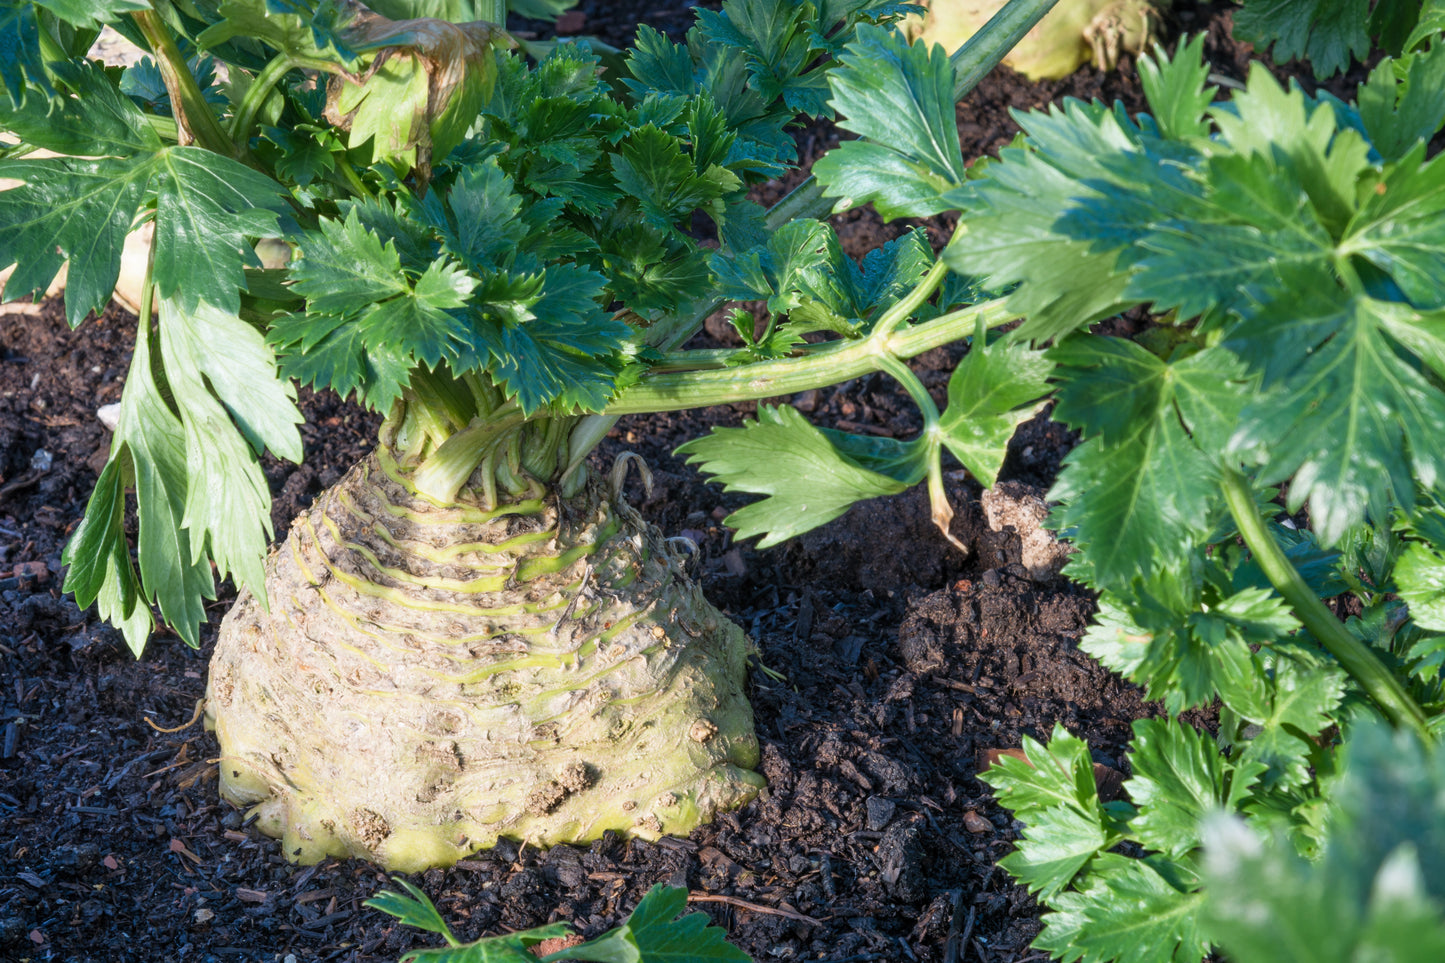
[0,4,1352,962]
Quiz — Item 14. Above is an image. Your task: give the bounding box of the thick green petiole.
[951,0,1062,99]
[131,10,236,156]
[1219,468,1431,738]
[604,297,1017,415]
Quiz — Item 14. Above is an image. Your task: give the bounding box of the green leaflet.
[157,298,303,597]
[1202,722,1445,963]
[1232,0,1373,79]
[1048,339,1232,592]
[1228,289,1445,546]
[62,297,303,654]
[813,23,968,219]
[1358,41,1445,163]
[1036,854,1208,963]
[1235,656,1347,792]
[0,144,285,326]
[1124,720,1264,860]
[370,883,748,963]
[1396,542,1445,631]
[61,457,153,652]
[979,725,1118,900]
[549,885,751,962]
[68,320,215,650]
[709,223,933,351]
[941,100,1139,343]
[676,405,922,548]
[936,320,1052,485]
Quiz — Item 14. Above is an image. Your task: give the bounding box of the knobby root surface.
[206,451,762,871]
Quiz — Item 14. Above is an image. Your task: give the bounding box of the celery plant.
[0,0,1060,870]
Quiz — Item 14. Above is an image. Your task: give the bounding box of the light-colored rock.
[98,404,123,432]
[981,481,1073,580]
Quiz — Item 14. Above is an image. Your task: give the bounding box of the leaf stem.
[875,259,949,340]
[950,0,1061,100]
[603,296,1016,416]
[763,176,828,233]
[229,54,337,144]
[131,10,236,156]
[1219,467,1430,738]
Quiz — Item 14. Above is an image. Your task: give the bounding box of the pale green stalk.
[1220,468,1430,738]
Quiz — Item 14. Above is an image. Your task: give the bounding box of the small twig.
[144,698,205,734]
[685,893,823,926]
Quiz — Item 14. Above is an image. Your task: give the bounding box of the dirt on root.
[1,5,1317,962]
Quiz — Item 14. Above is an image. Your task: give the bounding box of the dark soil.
[0,5,1314,962]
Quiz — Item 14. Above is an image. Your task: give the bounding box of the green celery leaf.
[1358,44,1445,162]
[1227,289,1445,546]
[980,725,1114,899]
[288,210,410,312]
[1405,0,1445,50]
[149,148,287,315]
[0,1,48,107]
[813,23,967,219]
[341,195,438,272]
[696,0,827,115]
[676,404,922,548]
[0,156,149,326]
[937,321,1053,485]
[611,124,733,232]
[549,884,751,962]
[368,877,573,961]
[1232,0,1372,79]
[113,321,217,647]
[358,259,478,370]
[0,58,162,155]
[30,0,148,27]
[1167,346,1253,454]
[262,123,340,187]
[1122,151,1336,323]
[1125,719,1263,859]
[157,298,302,596]
[364,879,453,939]
[469,264,622,414]
[1050,336,1167,445]
[1202,722,1445,963]
[1137,34,1216,142]
[62,457,154,654]
[1037,854,1208,963]
[1237,657,1347,791]
[1348,143,1445,309]
[623,25,696,99]
[979,723,1104,819]
[275,321,414,412]
[1083,580,1294,714]
[419,160,527,272]
[942,104,1137,343]
[711,219,914,332]
[1048,340,1222,591]
[1000,805,1111,902]
[1209,66,1370,235]
[1395,542,1445,631]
